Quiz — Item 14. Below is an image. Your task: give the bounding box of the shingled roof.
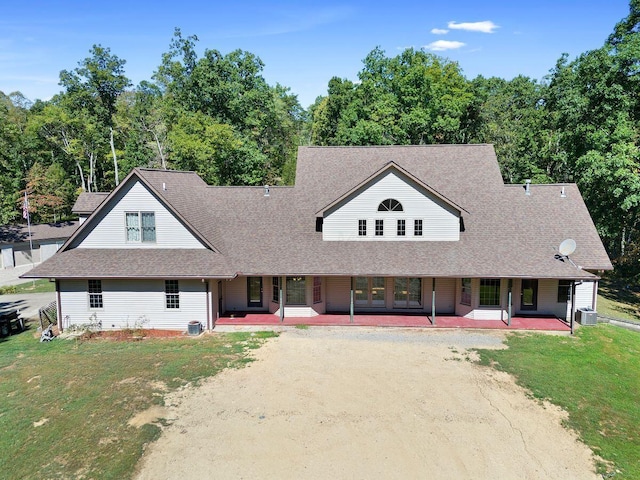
[0,221,79,245]
[72,192,109,215]
[23,145,612,280]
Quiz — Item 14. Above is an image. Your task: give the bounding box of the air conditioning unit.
[576,308,597,325]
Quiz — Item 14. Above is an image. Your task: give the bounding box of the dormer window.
[378,199,403,212]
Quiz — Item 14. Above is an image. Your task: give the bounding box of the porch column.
[279,276,284,322]
[570,281,576,335]
[350,277,354,324]
[507,279,512,326]
[431,278,436,325]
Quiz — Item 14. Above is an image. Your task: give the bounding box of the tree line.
[0,3,639,274]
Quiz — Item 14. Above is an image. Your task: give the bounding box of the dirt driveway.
[134,328,598,480]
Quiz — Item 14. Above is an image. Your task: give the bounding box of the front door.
[521,279,538,311]
[354,277,386,308]
[247,277,263,308]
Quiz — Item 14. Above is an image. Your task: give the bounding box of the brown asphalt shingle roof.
[72,192,109,214]
[23,145,612,280]
[0,221,79,245]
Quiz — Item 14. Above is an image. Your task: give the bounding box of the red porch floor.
[215,313,571,331]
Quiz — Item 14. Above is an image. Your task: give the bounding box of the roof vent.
[525,179,531,196]
[162,182,166,191]
[560,186,566,198]
[264,185,270,197]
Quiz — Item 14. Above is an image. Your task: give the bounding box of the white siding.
[59,279,208,331]
[323,171,459,241]
[575,281,595,310]
[74,180,205,249]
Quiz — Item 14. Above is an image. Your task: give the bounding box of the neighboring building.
[23,145,612,330]
[1,221,78,269]
[73,192,109,224]
[0,193,108,270]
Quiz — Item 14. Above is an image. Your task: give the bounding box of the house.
[1,221,79,269]
[23,145,612,331]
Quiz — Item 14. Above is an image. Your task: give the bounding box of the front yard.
[476,324,640,478]
[0,328,276,479]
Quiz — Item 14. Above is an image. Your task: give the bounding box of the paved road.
[0,292,56,320]
[0,264,38,287]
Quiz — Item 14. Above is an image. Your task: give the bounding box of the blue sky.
[0,1,631,108]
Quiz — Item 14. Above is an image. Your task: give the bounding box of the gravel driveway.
[134,327,598,480]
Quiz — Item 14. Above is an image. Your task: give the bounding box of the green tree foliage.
[311,47,472,146]
[545,0,640,259]
[154,29,303,185]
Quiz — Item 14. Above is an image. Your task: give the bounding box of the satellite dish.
[558,239,576,256]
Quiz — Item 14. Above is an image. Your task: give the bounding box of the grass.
[597,279,640,323]
[475,325,640,478]
[0,327,277,479]
[0,279,56,295]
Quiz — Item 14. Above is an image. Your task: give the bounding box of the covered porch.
[215,312,571,331]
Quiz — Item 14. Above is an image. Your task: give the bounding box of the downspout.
[592,279,599,312]
[56,280,63,333]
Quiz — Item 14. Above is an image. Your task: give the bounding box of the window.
[126,212,156,242]
[165,280,179,309]
[88,280,103,309]
[461,278,471,305]
[479,279,501,307]
[394,277,422,307]
[414,219,423,236]
[358,219,367,236]
[378,199,403,211]
[313,277,322,303]
[557,280,571,303]
[286,276,306,305]
[375,219,384,236]
[272,276,280,303]
[397,219,405,236]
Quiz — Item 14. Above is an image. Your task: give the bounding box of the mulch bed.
[84,329,189,341]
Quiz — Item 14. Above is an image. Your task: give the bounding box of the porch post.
[279,276,284,323]
[350,278,354,324]
[570,281,576,335]
[507,279,512,326]
[431,278,436,325]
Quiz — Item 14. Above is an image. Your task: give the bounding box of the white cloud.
[424,40,465,51]
[431,28,449,35]
[447,21,499,33]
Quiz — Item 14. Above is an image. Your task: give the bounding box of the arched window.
[378,198,403,212]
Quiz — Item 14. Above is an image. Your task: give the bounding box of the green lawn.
[597,279,640,323]
[476,325,640,478]
[0,279,56,295]
[0,328,277,479]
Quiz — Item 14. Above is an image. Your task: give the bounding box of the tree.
[59,45,131,188]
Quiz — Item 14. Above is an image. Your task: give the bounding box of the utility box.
[187,321,202,335]
[576,308,598,325]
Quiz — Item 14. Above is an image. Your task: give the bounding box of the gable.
[69,180,207,249]
[322,170,460,241]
